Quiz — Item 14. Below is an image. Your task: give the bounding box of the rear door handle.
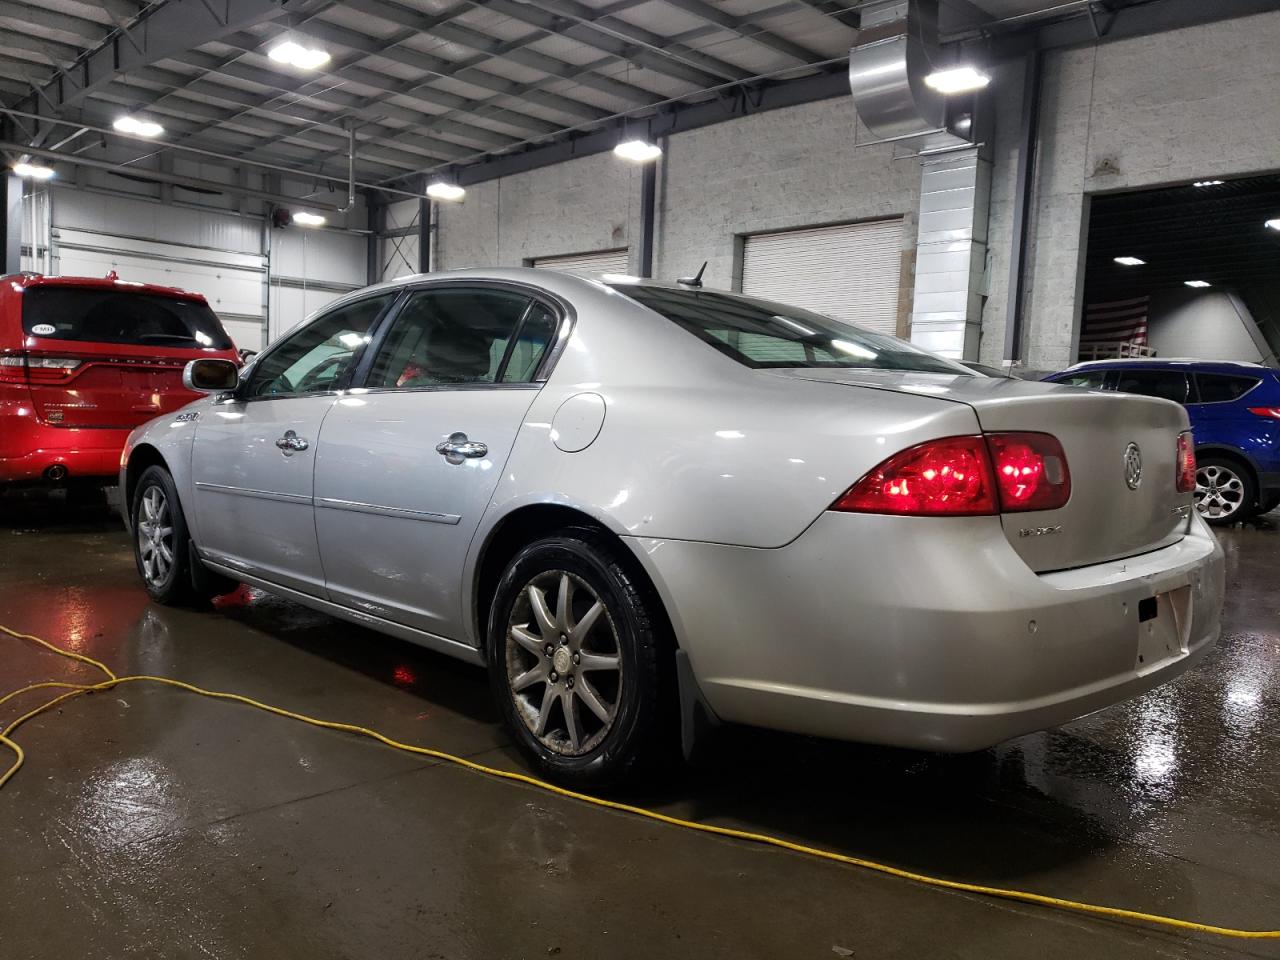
[275,430,309,455]
[435,432,488,464]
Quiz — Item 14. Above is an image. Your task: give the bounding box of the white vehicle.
[121,269,1225,785]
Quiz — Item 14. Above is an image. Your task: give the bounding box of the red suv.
[0,273,240,487]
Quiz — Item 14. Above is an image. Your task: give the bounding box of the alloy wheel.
[1194,463,1245,520]
[137,485,176,586]
[505,570,622,756]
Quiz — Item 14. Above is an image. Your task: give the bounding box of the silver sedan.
[121,269,1225,785]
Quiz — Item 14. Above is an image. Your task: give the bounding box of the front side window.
[365,288,554,389]
[246,294,395,398]
[1113,369,1190,404]
[1194,373,1260,404]
[22,287,233,350]
[1057,371,1109,389]
[613,285,970,375]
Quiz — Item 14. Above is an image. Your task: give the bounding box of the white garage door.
[532,248,629,278]
[52,228,266,351]
[741,219,904,334]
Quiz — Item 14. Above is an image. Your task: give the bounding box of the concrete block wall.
[656,98,919,291]
[435,151,644,273]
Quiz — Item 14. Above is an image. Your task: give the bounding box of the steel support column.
[638,160,656,278]
[1003,48,1043,364]
[2,174,21,275]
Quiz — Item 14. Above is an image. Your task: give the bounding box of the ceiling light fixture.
[1193,180,1224,187]
[113,115,164,137]
[1265,218,1280,231]
[1184,280,1211,288]
[12,161,54,180]
[613,139,662,163]
[923,66,991,94]
[1114,256,1146,266]
[268,40,331,71]
[425,180,466,202]
[292,211,327,227]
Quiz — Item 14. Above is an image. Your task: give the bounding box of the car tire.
[131,465,234,605]
[1194,455,1257,526]
[487,529,674,788]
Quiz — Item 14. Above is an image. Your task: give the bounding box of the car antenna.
[677,261,707,289]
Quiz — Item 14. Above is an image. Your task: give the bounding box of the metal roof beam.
[657,0,824,63]
[33,0,318,113]
[0,1,110,45]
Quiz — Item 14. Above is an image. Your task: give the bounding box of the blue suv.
[1044,359,1280,525]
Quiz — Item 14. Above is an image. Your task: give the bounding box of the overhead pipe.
[0,108,429,202]
[0,141,353,213]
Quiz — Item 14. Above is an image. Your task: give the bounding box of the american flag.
[1080,296,1149,348]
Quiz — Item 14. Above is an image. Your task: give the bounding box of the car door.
[313,283,562,642]
[1111,368,1191,405]
[190,293,398,594]
[1186,372,1265,444]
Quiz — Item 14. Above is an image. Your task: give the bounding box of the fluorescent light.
[113,115,164,137]
[1114,256,1146,266]
[1184,280,1211,288]
[268,40,330,70]
[12,161,54,180]
[923,66,991,94]
[831,338,877,360]
[613,139,662,163]
[292,211,327,227]
[1193,180,1224,187]
[1265,218,1280,231]
[425,180,465,202]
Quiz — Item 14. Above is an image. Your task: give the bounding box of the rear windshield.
[22,287,233,350]
[614,285,971,375]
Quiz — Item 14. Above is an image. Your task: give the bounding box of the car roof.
[1057,358,1275,376]
[3,272,208,302]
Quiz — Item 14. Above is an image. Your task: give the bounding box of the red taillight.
[1247,407,1280,420]
[833,432,1071,517]
[986,432,1071,512]
[0,353,81,383]
[833,436,997,516]
[1176,431,1196,493]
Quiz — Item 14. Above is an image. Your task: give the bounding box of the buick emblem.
[1123,443,1143,490]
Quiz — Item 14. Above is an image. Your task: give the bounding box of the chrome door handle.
[275,430,309,455]
[435,432,488,464]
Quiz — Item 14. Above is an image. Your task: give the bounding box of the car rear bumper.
[0,420,129,484]
[635,511,1224,751]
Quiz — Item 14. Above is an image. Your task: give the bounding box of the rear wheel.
[1193,456,1256,525]
[132,465,234,605]
[487,530,672,787]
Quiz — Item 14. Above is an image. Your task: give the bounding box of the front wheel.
[132,465,234,605]
[1193,456,1256,526]
[487,530,673,788]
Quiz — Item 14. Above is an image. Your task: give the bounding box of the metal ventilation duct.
[848,0,972,151]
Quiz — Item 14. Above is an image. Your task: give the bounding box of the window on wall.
[531,248,630,278]
[740,219,905,336]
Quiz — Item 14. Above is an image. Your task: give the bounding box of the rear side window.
[22,287,233,350]
[365,288,553,389]
[1194,373,1260,404]
[614,285,969,375]
[1113,370,1190,404]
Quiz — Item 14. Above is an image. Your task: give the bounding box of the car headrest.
[421,322,493,383]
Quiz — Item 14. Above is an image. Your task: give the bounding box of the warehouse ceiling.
[0,0,1267,202]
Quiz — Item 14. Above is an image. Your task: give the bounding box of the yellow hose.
[2,622,1277,941]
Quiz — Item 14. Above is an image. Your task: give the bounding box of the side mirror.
[183,358,240,394]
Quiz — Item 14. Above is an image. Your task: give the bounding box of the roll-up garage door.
[531,248,629,278]
[741,219,904,334]
[52,228,266,351]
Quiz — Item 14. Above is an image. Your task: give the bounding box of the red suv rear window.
[22,287,233,351]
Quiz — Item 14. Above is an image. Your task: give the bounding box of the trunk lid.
[769,370,1192,572]
[22,350,196,429]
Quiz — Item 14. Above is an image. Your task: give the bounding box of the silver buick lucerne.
[121,269,1225,785]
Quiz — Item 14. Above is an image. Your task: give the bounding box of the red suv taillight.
[0,353,81,383]
[1176,431,1196,493]
[1247,407,1280,420]
[834,432,1072,517]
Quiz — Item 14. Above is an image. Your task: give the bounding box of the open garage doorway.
[1080,175,1280,365]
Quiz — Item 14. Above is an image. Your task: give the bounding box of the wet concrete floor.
[1,489,1278,959]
